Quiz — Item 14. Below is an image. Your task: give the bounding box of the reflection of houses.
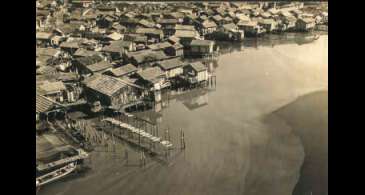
[183,62,209,84]
[83,74,140,110]
[179,89,209,110]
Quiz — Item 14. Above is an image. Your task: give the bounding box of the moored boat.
[36,162,77,188]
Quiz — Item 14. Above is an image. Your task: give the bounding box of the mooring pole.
[125,149,128,165]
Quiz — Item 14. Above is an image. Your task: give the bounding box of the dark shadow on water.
[264,90,328,195]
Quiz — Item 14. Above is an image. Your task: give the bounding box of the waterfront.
[39,33,328,195]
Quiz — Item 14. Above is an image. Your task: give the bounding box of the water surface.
[39,33,328,195]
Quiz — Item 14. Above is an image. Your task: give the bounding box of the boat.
[36,162,77,188]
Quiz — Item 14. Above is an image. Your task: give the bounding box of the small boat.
[36,162,77,188]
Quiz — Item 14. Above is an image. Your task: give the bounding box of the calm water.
[39,33,328,195]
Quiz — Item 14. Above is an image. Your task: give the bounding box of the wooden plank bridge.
[101,117,173,155]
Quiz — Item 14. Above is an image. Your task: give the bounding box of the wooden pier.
[101,117,173,155]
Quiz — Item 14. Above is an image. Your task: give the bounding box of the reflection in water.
[39,33,327,195]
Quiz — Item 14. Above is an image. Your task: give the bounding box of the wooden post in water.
[214,76,216,87]
[125,149,128,165]
[180,128,186,150]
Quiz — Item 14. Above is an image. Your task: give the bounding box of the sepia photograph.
[36,1,328,195]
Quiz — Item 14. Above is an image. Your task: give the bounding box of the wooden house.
[174,30,199,47]
[126,49,170,68]
[76,59,113,76]
[135,28,164,43]
[146,41,173,51]
[138,19,156,28]
[258,19,277,32]
[36,93,65,122]
[215,23,244,41]
[37,81,67,103]
[184,62,209,84]
[165,43,184,57]
[189,40,215,57]
[36,32,53,47]
[158,18,178,37]
[70,0,94,8]
[108,64,138,79]
[197,20,217,36]
[136,66,168,91]
[155,58,186,79]
[211,14,224,26]
[296,18,316,31]
[83,74,139,109]
[73,55,104,74]
[60,40,81,54]
[73,48,101,58]
[283,16,297,30]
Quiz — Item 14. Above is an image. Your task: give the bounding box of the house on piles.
[135,66,169,93]
[83,74,141,112]
[296,18,316,31]
[237,20,263,36]
[183,61,209,85]
[280,11,297,30]
[213,23,244,41]
[258,19,277,32]
[154,58,186,79]
[187,39,216,58]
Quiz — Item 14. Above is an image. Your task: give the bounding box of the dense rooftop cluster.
[36,0,328,122]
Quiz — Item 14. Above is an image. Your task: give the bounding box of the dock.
[101,117,173,154]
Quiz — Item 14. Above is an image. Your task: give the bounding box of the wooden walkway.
[101,117,173,150]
